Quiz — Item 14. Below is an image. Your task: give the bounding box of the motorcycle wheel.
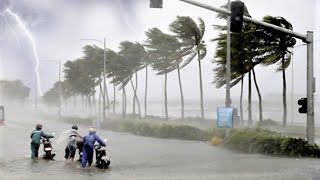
[45,151,51,159]
[103,160,110,169]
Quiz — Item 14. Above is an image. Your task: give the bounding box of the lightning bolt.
[2,12,22,48]
[5,8,42,96]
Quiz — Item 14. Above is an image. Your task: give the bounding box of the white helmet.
[89,127,96,133]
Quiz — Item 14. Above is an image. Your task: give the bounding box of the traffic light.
[230,1,244,33]
[297,98,307,114]
[150,0,163,8]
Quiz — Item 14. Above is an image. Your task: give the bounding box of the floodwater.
[1,113,320,180]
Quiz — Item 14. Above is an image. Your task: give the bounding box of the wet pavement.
[1,113,320,180]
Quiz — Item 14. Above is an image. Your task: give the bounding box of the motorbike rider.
[64,125,82,162]
[30,124,54,159]
[81,127,106,168]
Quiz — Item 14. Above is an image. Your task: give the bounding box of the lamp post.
[80,38,107,129]
[41,59,61,121]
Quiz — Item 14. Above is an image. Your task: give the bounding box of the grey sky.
[0,0,318,103]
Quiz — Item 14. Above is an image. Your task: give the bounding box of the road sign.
[217,107,234,128]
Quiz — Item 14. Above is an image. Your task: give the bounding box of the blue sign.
[217,107,234,128]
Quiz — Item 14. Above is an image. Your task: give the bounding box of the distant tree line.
[0,79,30,104]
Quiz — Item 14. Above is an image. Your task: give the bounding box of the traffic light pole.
[177,0,315,144]
[306,31,314,144]
[226,0,231,108]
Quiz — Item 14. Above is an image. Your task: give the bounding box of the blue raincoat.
[81,132,106,168]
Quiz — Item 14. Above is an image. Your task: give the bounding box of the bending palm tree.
[169,16,207,120]
[256,16,296,127]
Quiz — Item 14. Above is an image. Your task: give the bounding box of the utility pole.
[306,31,314,144]
[103,38,107,125]
[35,74,37,111]
[58,59,61,122]
[226,0,231,107]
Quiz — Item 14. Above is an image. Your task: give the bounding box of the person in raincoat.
[64,125,82,162]
[81,127,106,168]
[30,124,54,159]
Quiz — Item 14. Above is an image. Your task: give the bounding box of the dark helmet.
[72,125,78,130]
[36,124,42,130]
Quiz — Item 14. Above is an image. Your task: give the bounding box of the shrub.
[61,116,320,158]
[257,119,278,127]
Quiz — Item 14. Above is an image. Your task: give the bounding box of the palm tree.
[63,58,96,112]
[144,27,183,120]
[82,45,106,115]
[256,16,296,127]
[169,16,207,120]
[105,49,132,118]
[118,41,146,118]
[213,5,267,125]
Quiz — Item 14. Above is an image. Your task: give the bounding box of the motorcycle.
[76,140,84,162]
[42,133,56,160]
[94,139,110,169]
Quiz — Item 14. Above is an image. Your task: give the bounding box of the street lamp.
[41,59,61,121]
[80,38,107,129]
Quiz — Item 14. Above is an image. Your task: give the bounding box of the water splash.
[5,8,42,95]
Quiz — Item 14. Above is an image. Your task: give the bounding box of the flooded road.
[1,114,320,180]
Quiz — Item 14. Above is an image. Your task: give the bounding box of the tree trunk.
[282,54,287,127]
[73,95,76,108]
[64,98,68,111]
[130,79,141,119]
[164,73,168,120]
[132,71,139,115]
[132,80,136,115]
[103,76,110,114]
[240,75,244,125]
[89,95,92,115]
[121,82,127,119]
[197,51,204,120]
[252,68,263,123]
[135,71,139,115]
[248,70,252,126]
[144,66,148,118]
[113,77,116,115]
[124,85,127,118]
[122,82,125,119]
[93,92,96,116]
[82,95,84,110]
[177,65,184,120]
[99,84,102,122]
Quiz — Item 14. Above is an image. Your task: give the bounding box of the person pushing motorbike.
[64,125,82,162]
[30,124,54,159]
[81,127,106,168]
